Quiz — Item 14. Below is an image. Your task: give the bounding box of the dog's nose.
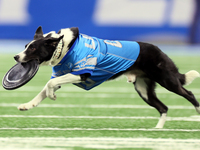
[14,55,20,61]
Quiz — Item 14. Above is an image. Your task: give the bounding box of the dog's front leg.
[18,73,81,110]
[46,73,81,100]
[18,84,61,111]
[18,84,49,111]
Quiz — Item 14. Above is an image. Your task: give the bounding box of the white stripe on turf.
[0,103,196,109]
[2,93,200,99]
[1,86,200,94]
[0,93,139,98]
[1,90,200,98]
[1,115,200,122]
[0,128,200,132]
[0,137,200,149]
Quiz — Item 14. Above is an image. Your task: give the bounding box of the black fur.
[34,26,43,40]
[68,27,79,49]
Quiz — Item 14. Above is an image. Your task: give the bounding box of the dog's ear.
[70,27,79,38]
[44,35,64,47]
[34,26,44,40]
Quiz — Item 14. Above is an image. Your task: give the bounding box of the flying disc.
[2,60,39,90]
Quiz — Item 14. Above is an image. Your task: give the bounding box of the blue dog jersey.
[51,34,140,90]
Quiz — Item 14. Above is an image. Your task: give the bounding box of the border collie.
[14,26,200,128]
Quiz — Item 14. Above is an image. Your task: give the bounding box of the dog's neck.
[48,39,65,66]
[40,28,77,66]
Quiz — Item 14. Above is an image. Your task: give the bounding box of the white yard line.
[0,93,139,98]
[0,137,200,150]
[2,93,200,99]
[1,127,200,132]
[1,86,200,94]
[1,115,200,122]
[0,115,160,119]
[1,87,200,99]
[0,103,196,109]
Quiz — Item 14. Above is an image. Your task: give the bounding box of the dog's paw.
[47,92,57,100]
[195,106,200,114]
[46,81,60,100]
[46,86,57,100]
[18,102,37,111]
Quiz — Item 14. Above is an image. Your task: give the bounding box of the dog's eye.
[29,47,36,51]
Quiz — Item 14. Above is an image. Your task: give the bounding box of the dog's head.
[14,26,79,65]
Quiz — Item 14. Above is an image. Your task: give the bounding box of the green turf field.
[1,54,200,150]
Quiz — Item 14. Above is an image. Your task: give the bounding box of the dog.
[14,26,200,128]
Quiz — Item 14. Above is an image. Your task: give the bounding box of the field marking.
[1,127,200,132]
[0,137,200,150]
[1,115,200,122]
[0,93,139,98]
[1,86,200,94]
[2,92,200,99]
[2,93,200,99]
[0,103,196,109]
[1,86,200,99]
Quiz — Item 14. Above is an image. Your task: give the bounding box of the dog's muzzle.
[14,55,20,62]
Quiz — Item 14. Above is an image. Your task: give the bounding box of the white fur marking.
[16,40,35,62]
[43,31,59,38]
[16,52,26,62]
[155,113,167,129]
[125,74,136,83]
[184,70,200,86]
[135,78,148,100]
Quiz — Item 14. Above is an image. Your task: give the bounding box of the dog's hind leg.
[157,73,200,114]
[134,77,168,128]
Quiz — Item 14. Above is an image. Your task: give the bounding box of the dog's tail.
[179,70,200,86]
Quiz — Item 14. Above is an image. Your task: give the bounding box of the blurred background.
[0,0,199,53]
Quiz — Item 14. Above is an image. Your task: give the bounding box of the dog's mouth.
[35,58,40,64]
[20,59,39,65]
[14,54,41,65]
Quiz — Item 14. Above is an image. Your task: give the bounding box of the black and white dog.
[14,26,200,128]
